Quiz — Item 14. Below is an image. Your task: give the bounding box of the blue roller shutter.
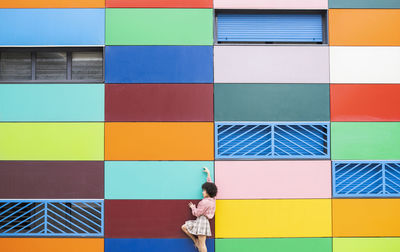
[217,12,324,43]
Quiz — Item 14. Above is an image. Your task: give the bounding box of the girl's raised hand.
[203,167,210,174]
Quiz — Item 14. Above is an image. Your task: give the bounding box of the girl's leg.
[197,235,207,252]
[181,224,198,248]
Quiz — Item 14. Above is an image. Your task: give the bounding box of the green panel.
[329,0,400,8]
[331,122,400,160]
[105,8,213,45]
[334,238,400,252]
[216,238,332,252]
[214,83,330,121]
[0,123,104,160]
[105,161,214,199]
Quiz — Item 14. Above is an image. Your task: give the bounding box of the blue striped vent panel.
[217,12,324,43]
[215,122,329,159]
[0,200,103,237]
[333,161,400,198]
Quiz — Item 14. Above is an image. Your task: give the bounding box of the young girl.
[181,167,217,252]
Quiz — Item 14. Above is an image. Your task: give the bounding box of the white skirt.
[184,215,212,236]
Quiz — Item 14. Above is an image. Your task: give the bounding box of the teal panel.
[214,83,330,121]
[105,161,215,199]
[0,84,104,121]
[329,0,400,8]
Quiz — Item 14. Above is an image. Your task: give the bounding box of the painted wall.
[0,0,399,251]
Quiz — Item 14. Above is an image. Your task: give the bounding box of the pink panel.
[214,0,328,9]
[215,161,331,199]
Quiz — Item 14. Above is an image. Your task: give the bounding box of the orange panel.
[105,122,214,160]
[0,0,105,8]
[331,84,400,121]
[0,238,103,252]
[333,199,400,237]
[106,0,212,8]
[329,9,400,46]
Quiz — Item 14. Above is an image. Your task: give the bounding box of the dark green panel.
[329,0,400,8]
[216,238,332,252]
[214,83,330,121]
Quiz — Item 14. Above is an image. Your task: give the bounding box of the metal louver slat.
[215,122,329,159]
[333,161,400,198]
[217,13,324,43]
[0,200,103,237]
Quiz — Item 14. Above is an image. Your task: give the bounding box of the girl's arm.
[203,167,213,182]
[189,200,208,217]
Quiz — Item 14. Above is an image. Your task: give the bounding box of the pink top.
[189,175,216,220]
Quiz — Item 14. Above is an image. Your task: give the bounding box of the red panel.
[331,84,400,121]
[106,0,212,8]
[0,161,104,199]
[105,84,213,122]
[105,200,215,238]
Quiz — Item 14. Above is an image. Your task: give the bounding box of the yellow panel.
[215,199,332,238]
[0,238,103,252]
[0,123,104,160]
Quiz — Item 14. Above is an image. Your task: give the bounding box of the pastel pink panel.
[215,161,331,199]
[214,0,328,9]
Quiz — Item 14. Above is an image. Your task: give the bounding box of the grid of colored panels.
[1,0,400,251]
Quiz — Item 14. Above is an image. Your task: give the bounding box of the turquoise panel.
[0,9,104,45]
[329,0,400,8]
[0,84,104,121]
[105,161,214,199]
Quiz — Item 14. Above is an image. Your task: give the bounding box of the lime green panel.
[216,238,332,252]
[105,8,213,45]
[334,238,400,252]
[331,122,400,160]
[0,123,104,160]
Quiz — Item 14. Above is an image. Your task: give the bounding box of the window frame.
[214,9,329,45]
[0,47,104,84]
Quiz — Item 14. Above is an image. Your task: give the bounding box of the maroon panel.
[105,200,215,238]
[0,161,104,198]
[105,84,214,122]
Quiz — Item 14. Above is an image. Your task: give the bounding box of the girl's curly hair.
[202,182,218,198]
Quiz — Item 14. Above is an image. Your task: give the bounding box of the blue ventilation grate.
[215,122,329,159]
[333,161,400,198]
[0,200,103,237]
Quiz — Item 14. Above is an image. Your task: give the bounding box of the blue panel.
[0,84,104,122]
[0,9,104,46]
[215,122,330,160]
[0,200,104,237]
[217,13,323,42]
[105,46,213,83]
[105,238,215,252]
[333,161,400,198]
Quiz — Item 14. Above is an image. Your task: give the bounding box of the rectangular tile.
[215,199,332,238]
[105,238,214,252]
[105,46,213,83]
[105,122,213,161]
[214,0,328,9]
[0,0,105,8]
[0,84,104,122]
[0,238,103,252]
[214,46,329,83]
[329,10,400,46]
[105,200,215,238]
[330,47,400,84]
[331,122,400,160]
[214,83,330,121]
[106,9,213,45]
[0,161,103,198]
[0,123,104,160]
[331,84,400,122]
[329,0,400,8]
[215,238,332,252]
[106,0,212,8]
[105,84,213,122]
[105,161,214,199]
[333,238,400,252]
[215,161,331,199]
[0,9,104,46]
[333,199,400,237]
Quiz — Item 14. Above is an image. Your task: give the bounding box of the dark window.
[0,48,103,83]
